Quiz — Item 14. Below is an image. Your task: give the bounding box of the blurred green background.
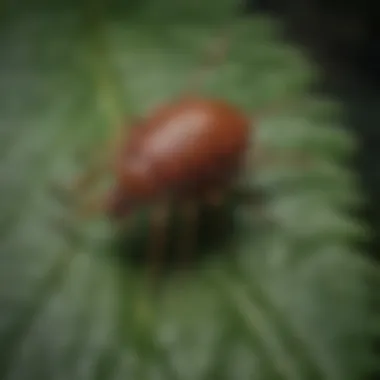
[0,1,378,379]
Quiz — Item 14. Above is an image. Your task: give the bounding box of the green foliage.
[0,1,377,380]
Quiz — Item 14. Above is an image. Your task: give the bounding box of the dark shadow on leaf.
[109,200,239,277]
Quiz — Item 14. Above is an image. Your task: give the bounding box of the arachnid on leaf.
[54,32,259,277]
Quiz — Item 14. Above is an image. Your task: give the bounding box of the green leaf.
[0,4,377,380]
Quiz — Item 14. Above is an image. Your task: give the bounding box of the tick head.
[107,157,158,220]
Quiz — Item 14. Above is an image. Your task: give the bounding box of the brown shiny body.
[109,97,250,216]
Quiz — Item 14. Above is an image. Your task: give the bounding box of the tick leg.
[49,192,107,242]
[68,120,129,195]
[177,199,199,271]
[53,118,134,205]
[72,120,133,192]
[204,189,228,238]
[147,202,171,282]
[50,152,110,210]
[71,160,110,198]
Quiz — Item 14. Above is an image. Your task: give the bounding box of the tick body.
[108,97,251,219]
[62,96,251,278]
[57,32,254,278]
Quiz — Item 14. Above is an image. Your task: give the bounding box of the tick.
[54,31,279,279]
